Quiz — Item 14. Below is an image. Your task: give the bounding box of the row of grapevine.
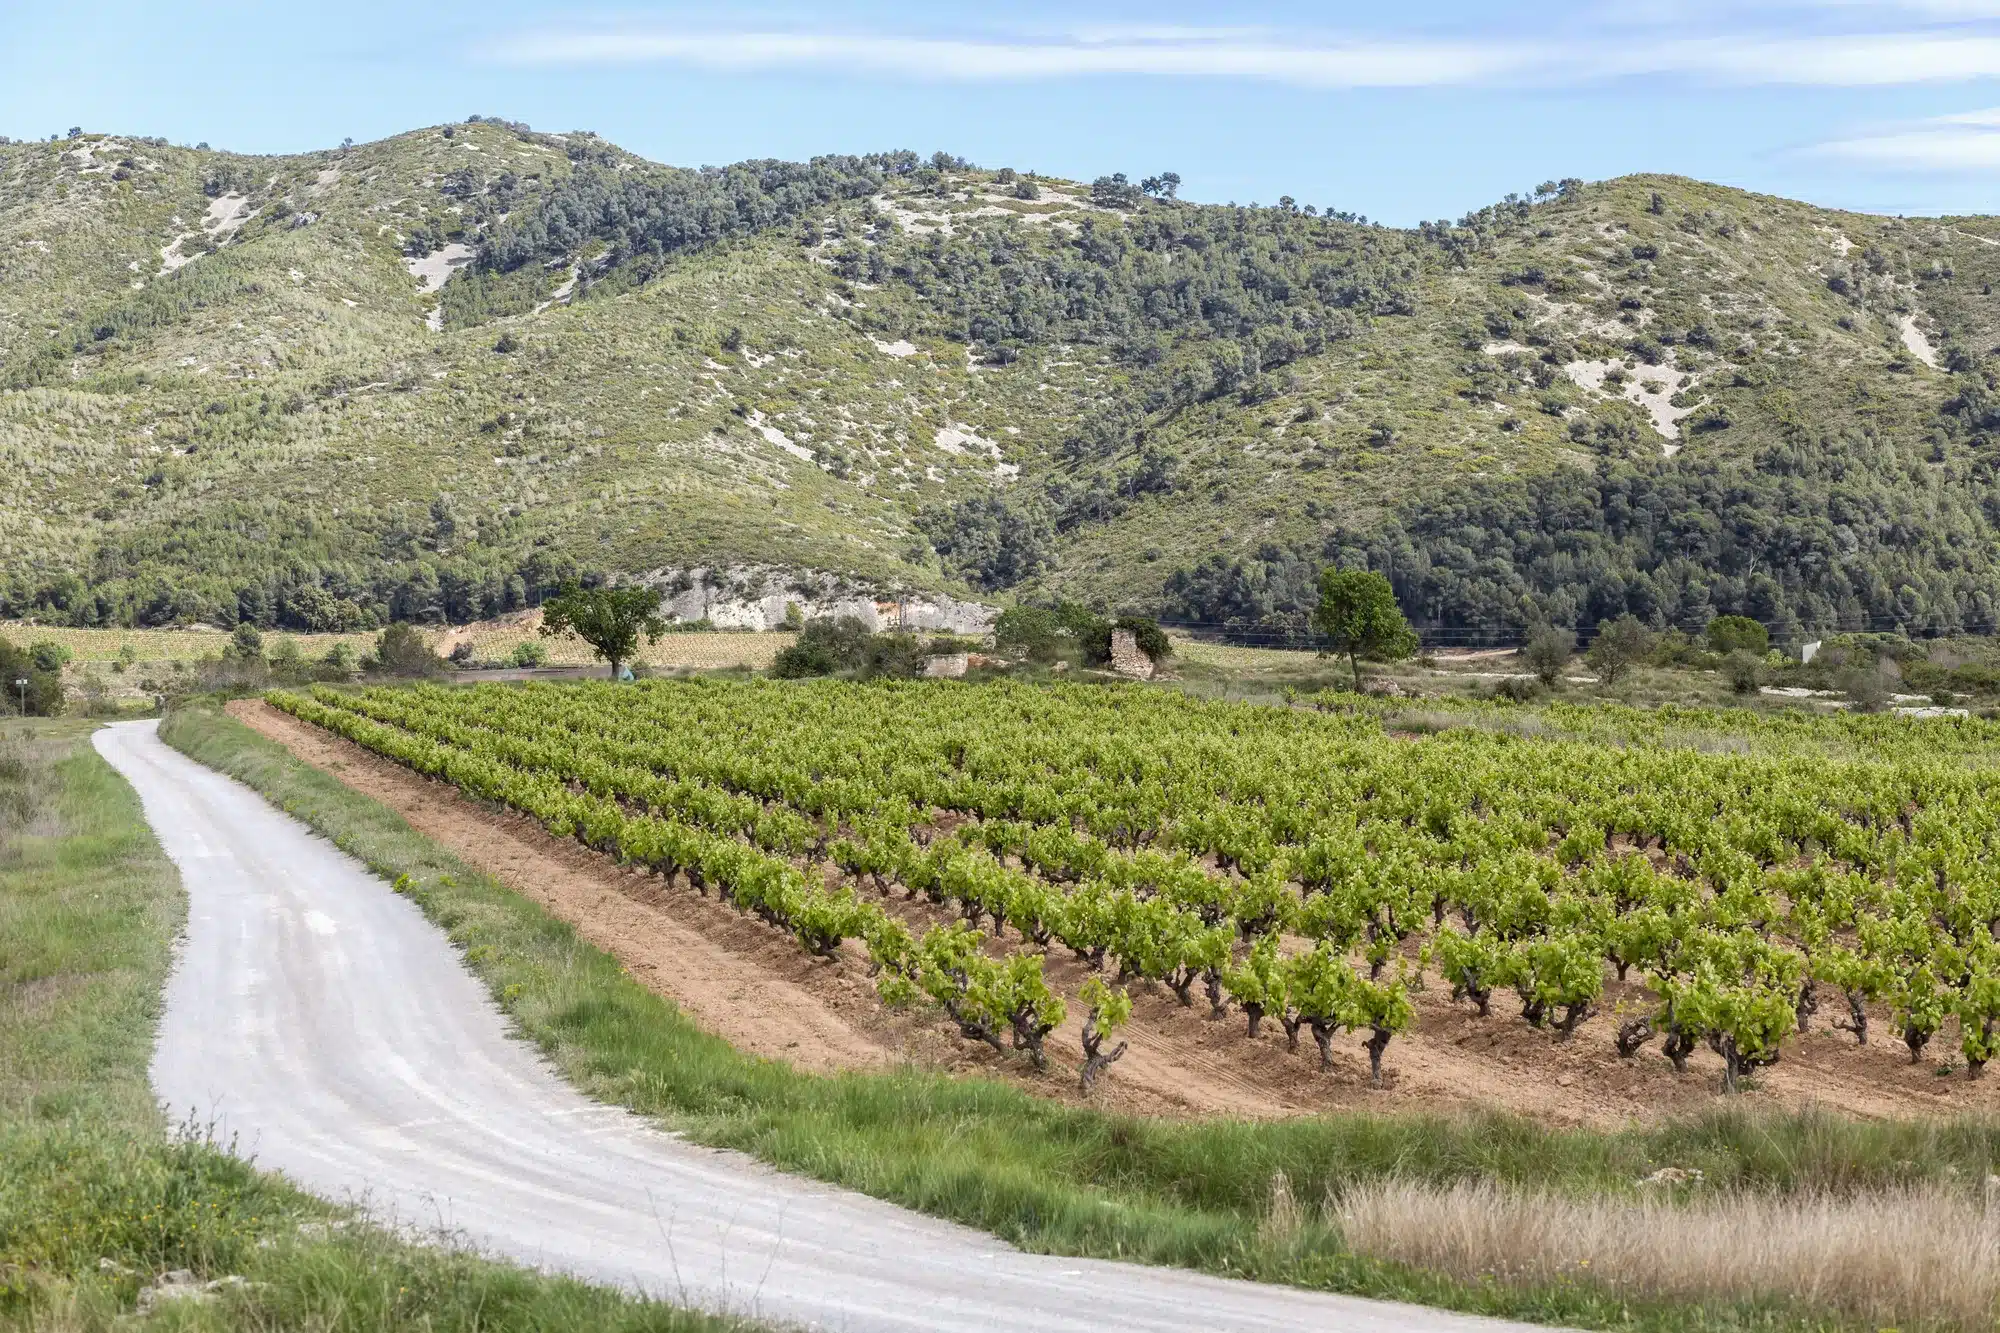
[267,678,2000,1091]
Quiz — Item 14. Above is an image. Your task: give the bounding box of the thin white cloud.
[484,21,2000,89]
[1815,106,2000,167]
[1635,32,2000,82]
[487,30,1531,87]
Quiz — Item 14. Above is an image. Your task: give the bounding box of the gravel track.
[98,719,1554,1333]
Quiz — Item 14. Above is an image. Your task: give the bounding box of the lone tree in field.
[1585,613,1656,685]
[1521,624,1575,687]
[539,582,667,679]
[1313,568,1417,691]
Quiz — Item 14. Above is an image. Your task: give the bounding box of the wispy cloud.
[484,20,2000,88]
[1814,107,2000,168]
[485,29,1530,88]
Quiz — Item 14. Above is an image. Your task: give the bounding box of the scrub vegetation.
[5,125,1999,646]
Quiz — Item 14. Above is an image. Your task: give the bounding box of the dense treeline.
[477,151,909,278]
[1165,421,2000,643]
[877,202,1421,375]
[3,500,587,630]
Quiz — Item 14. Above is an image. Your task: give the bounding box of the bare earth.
[113,719,1542,1333]
[231,699,2000,1126]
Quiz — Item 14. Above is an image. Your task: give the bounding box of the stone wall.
[1109,629,1155,679]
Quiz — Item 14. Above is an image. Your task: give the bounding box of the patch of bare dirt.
[228,701,2000,1126]
[229,699,890,1075]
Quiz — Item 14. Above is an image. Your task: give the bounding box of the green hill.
[5,121,1998,640]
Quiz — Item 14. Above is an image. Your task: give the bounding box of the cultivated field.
[259,678,2000,1123]
[1,618,795,671]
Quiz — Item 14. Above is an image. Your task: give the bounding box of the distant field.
[1166,635,1328,672]
[0,621,796,671]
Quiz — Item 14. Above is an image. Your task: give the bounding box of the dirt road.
[98,719,1554,1332]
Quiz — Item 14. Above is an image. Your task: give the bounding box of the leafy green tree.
[539,582,666,679]
[316,642,359,682]
[1585,614,1655,685]
[1312,568,1417,691]
[1706,615,1769,656]
[369,623,443,677]
[1520,625,1575,687]
[993,606,1066,661]
[267,637,307,683]
[226,623,264,662]
[0,637,63,716]
[26,641,72,674]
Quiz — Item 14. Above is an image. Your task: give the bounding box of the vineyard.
[264,679,2000,1102]
[0,620,793,671]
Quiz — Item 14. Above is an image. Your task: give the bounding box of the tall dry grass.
[1334,1177,2000,1328]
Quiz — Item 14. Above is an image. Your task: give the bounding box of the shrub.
[0,637,64,716]
[226,623,264,661]
[267,637,309,683]
[864,631,928,679]
[368,623,444,677]
[1840,663,1893,712]
[1585,615,1654,685]
[771,616,872,678]
[1520,625,1575,686]
[1707,615,1769,657]
[994,606,1066,662]
[770,618,929,680]
[1724,649,1764,694]
[26,640,72,674]
[1489,676,1545,704]
[314,643,359,682]
[509,640,548,668]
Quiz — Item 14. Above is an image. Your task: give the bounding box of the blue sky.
[8,1,2000,223]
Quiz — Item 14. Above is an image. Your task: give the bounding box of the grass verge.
[159,701,2000,1332]
[0,718,750,1332]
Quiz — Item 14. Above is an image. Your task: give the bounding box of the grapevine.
[264,677,2000,1096]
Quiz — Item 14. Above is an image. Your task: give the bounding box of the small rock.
[1638,1166,1704,1188]
[135,1271,258,1315]
[1555,1073,1574,1088]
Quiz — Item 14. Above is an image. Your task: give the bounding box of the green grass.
[156,701,2000,1333]
[0,718,752,1332]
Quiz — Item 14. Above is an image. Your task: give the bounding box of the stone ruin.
[1109,629,1155,680]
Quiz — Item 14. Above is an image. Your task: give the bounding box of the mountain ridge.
[4,121,1997,641]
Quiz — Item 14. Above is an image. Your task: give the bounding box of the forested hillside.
[4,119,1998,640]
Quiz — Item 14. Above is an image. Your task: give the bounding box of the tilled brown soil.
[228,699,2000,1125]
